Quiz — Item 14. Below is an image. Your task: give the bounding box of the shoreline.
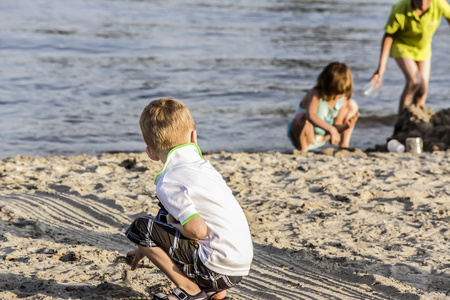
[1,150,449,299]
[0,144,409,160]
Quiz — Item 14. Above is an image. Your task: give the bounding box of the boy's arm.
[167,214,207,240]
[439,0,450,26]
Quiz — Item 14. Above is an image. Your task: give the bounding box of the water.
[1,0,449,158]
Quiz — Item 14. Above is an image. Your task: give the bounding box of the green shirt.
[385,0,450,61]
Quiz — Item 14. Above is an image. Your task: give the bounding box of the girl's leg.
[414,59,431,107]
[395,58,422,115]
[335,99,359,148]
[291,112,314,152]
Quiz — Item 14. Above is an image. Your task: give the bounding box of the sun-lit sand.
[1,148,449,299]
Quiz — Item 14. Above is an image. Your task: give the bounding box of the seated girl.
[287,62,360,152]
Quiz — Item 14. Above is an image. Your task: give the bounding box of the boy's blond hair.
[139,97,196,153]
[315,62,353,101]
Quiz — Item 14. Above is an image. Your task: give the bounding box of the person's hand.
[330,127,341,145]
[126,247,146,270]
[371,72,383,86]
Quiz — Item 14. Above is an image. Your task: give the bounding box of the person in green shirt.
[371,0,450,115]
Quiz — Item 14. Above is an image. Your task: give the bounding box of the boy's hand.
[126,248,146,271]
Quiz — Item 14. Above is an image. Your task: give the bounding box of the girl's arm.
[371,33,393,83]
[333,98,359,133]
[334,112,359,133]
[305,90,340,145]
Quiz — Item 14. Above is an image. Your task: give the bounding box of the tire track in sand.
[0,193,414,299]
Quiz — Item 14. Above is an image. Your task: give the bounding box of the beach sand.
[1,149,449,300]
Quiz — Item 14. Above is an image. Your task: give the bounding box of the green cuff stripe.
[181,213,200,226]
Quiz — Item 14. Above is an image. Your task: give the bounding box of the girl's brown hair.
[315,62,353,101]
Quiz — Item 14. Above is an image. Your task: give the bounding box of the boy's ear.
[146,146,160,161]
[190,130,197,144]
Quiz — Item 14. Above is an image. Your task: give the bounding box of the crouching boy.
[125,98,253,300]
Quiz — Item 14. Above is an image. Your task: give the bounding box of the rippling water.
[1,0,449,158]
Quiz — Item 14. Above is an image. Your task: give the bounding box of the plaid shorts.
[125,207,242,290]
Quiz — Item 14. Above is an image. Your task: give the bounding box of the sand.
[1,149,449,300]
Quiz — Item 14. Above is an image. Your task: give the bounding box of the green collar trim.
[154,143,202,183]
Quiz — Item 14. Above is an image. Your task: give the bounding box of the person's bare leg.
[395,58,422,115]
[414,59,430,107]
[338,99,359,148]
[291,113,313,152]
[299,121,316,152]
[134,246,201,299]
